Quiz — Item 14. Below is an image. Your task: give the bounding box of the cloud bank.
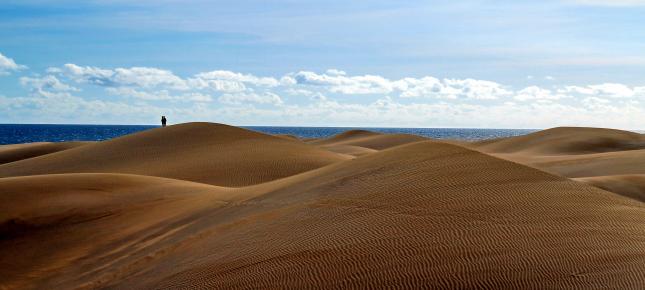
[1,51,645,129]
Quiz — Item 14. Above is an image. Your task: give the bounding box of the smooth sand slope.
[0,142,90,165]
[0,123,348,187]
[2,128,645,289]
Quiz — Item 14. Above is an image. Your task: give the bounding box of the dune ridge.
[2,123,645,289]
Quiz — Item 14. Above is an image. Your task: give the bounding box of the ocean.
[0,124,538,145]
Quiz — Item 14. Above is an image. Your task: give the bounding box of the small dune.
[319,144,378,157]
[473,127,645,202]
[475,126,645,155]
[273,134,301,141]
[575,174,645,202]
[310,129,427,150]
[0,142,90,165]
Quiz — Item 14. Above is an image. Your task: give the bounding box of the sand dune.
[273,134,301,141]
[138,142,644,289]
[0,173,234,290]
[0,142,89,165]
[475,126,645,155]
[2,124,645,289]
[474,127,645,199]
[320,144,378,157]
[0,123,348,187]
[575,174,645,202]
[310,129,427,150]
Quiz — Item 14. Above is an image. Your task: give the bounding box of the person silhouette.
[161,116,167,127]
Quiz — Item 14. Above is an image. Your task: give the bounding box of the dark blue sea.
[0,124,538,145]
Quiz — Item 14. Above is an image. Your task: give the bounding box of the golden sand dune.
[0,123,349,187]
[2,124,645,289]
[273,134,301,141]
[475,127,645,155]
[0,173,234,290]
[3,137,644,288]
[575,174,645,202]
[310,129,427,150]
[519,149,645,178]
[0,142,90,165]
[474,127,645,199]
[138,142,645,289]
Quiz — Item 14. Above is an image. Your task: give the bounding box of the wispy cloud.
[0,53,27,75]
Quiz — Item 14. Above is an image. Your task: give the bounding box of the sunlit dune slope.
[0,123,349,187]
[310,129,427,150]
[0,142,90,165]
[58,141,644,289]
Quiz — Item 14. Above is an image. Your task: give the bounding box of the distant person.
[161,116,167,127]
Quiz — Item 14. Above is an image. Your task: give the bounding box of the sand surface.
[0,142,90,165]
[472,126,645,202]
[2,123,645,289]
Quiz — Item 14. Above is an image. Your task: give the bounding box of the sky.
[2,0,645,128]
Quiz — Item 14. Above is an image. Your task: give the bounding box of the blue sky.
[2,0,645,128]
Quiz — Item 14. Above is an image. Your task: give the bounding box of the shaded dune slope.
[0,123,348,187]
[575,174,645,202]
[12,141,640,289]
[0,142,90,165]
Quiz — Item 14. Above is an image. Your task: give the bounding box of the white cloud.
[398,77,510,100]
[218,92,283,105]
[20,75,78,93]
[326,69,347,76]
[193,70,279,88]
[53,64,189,89]
[560,83,635,98]
[106,87,213,102]
[515,86,566,101]
[12,65,645,129]
[292,71,394,94]
[0,53,27,75]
